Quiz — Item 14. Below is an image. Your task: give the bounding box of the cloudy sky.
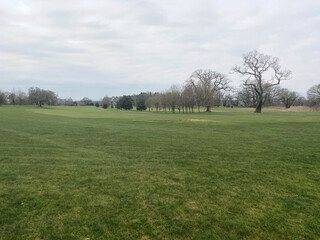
[0,0,319,99]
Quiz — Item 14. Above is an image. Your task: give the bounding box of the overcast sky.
[0,0,319,99]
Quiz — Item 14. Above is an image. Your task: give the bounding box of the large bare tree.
[188,69,230,112]
[232,50,292,113]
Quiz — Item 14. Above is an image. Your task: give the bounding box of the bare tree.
[152,94,161,112]
[160,92,169,112]
[307,84,320,107]
[79,97,94,106]
[232,50,292,113]
[7,90,17,105]
[58,97,74,106]
[145,97,153,111]
[293,96,306,106]
[264,86,281,106]
[279,88,298,108]
[65,97,75,106]
[16,90,28,105]
[188,69,230,112]
[101,96,111,109]
[167,85,180,113]
[212,91,223,107]
[221,93,234,107]
[236,86,257,107]
[181,84,196,113]
[0,91,6,106]
[28,87,58,107]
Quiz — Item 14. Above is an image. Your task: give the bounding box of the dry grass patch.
[280,106,319,112]
[180,119,216,123]
[265,106,319,112]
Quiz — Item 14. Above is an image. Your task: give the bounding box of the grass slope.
[0,106,319,239]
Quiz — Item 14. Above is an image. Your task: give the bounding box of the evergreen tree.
[116,95,133,110]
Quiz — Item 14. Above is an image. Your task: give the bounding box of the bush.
[102,103,108,109]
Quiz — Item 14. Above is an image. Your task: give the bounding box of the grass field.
[0,106,319,239]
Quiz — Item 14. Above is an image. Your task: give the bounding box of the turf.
[0,106,319,239]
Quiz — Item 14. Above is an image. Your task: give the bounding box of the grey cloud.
[0,42,85,59]
[0,0,319,98]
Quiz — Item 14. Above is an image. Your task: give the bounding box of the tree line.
[1,50,319,113]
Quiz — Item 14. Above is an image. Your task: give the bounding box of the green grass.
[0,106,319,240]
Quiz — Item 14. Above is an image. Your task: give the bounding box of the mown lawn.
[0,106,319,239]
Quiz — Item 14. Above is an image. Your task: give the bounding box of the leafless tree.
[307,84,320,107]
[188,69,230,112]
[57,97,74,106]
[293,96,306,106]
[212,91,223,107]
[65,97,75,106]
[167,85,180,113]
[181,84,196,113]
[232,50,292,113]
[28,87,58,107]
[101,96,111,109]
[7,90,17,105]
[279,88,298,108]
[0,91,6,106]
[79,97,94,106]
[160,92,169,112]
[221,93,234,107]
[236,86,256,107]
[152,94,161,112]
[264,86,282,106]
[145,97,153,111]
[16,90,28,105]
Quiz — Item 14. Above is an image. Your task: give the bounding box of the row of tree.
[115,50,319,113]
[1,82,319,113]
[0,88,110,108]
[120,84,318,113]
[0,87,58,107]
[1,51,319,113]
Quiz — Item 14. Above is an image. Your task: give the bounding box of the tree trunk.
[206,106,210,112]
[254,100,262,113]
[285,100,290,108]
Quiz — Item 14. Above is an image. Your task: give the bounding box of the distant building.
[111,96,119,107]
